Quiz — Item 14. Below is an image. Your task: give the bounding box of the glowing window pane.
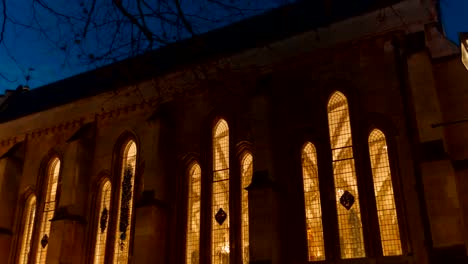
[327,92,365,259]
[36,157,60,264]
[241,152,253,263]
[94,181,112,264]
[18,195,36,264]
[114,141,137,264]
[186,163,201,264]
[368,129,402,256]
[301,143,325,261]
[212,119,230,264]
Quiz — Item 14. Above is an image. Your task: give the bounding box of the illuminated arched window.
[301,142,325,261]
[186,163,201,264]
[327,92,365,259]
[94,180,112,264]
[241,152,253,263]
[212,119,230,264]
[18,194,36,264]
[36,157,61,264]
[113,140,137,264]
[368,129,402,256]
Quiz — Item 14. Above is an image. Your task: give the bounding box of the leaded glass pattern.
[327,92,365,259]
[113,141,137,264]
[301,143,325,261]
[212,119,230,264]
[18,194,36,264]
[186,163,202,264]
[368,129,402,256]
[94,180,112,264]
[36,157,61,264]
[241,152,253,264]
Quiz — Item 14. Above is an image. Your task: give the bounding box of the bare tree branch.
[0,0,6,43]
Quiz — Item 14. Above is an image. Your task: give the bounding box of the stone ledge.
[135,190,168,209]
[0,227,12,236]
[50,206,87,224]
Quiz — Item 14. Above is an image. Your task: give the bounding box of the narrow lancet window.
[241,152,253,263]
[186,163,202,264]
[36,157,61,264]
[94,180,112,264]
[18,194,36,264]
[301,143,325,261]
[368,129,402,256]
[212,119,230,264]
[327,92,365,259]
[113,140,137,263]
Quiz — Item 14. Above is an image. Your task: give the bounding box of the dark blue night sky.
[0,0,466,93]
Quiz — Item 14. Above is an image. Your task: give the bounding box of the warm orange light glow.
[368,129,402,256]
[301,142,325,261]
[241,152,253,263]
[186,163,201,264]
[19,194,36,264]
[327,92,365,259]
[212,119,230,264]
[462,36,468,71]
[36,157,61,264]
[113,141,137,264]
[94,180,112,264]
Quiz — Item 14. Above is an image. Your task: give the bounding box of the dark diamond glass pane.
[340,190,355,210]
[215,208,227,225]
[100,207,108,233]
[41,234,49,248]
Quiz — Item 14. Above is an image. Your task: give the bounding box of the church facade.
[0,0,467,263]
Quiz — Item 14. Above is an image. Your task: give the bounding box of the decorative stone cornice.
[0,97,162,146]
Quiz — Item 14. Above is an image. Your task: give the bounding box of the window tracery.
[241,152,253,264]
[212,119,230,264]
[301,142,325,261]
[18,194,36,264]
[368,129,402,256]
[36,157,61,264]
[113,140,137,264]
[94,180,112,264]
[327,92,365,259]
[186,163,201,264]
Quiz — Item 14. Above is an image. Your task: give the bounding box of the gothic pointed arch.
[17,190,36,264]
[212,118,230,264]
[35,154,62,264]
[111,132,139,264]
[186,160,202,264]
[301,142,325,261]
[368,129,402,256]
[93,175,112,264]
[327,91,365,259]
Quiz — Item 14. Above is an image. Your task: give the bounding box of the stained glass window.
[301,142,325,261]
[36,157,60,264]
[327,92,365,259]
[186,163,202,264]
[113,141,137,264]
[18,194,36,264]
[212,119,230,264]
[241,152,253,263]
[368,129,402,256]
[94,180,112,264]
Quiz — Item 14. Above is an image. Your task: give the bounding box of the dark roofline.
[0,0,403,123]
